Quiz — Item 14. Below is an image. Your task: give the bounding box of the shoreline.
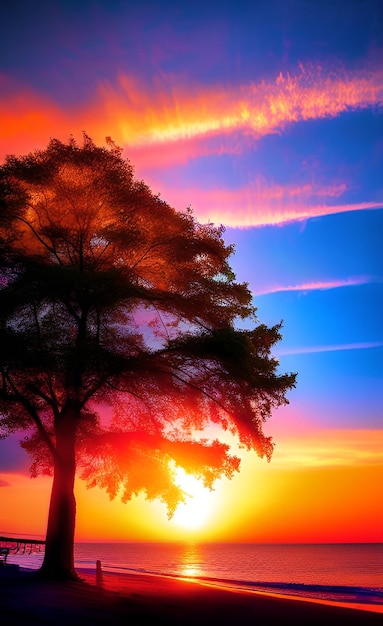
[82,567,383,615]
[2,565,382,625]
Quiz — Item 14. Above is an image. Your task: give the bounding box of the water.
[6,542,383,611]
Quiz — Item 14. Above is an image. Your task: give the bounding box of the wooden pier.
[0,535,45,564]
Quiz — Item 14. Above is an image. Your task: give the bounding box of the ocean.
[6,542,383,612]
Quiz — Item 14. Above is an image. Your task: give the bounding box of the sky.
[0,0,382,544]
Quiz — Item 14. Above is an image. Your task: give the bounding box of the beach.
[0,566,382,625]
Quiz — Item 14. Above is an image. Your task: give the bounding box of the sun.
[172,468,212,530]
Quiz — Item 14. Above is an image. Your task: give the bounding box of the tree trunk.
[39,410,78,580]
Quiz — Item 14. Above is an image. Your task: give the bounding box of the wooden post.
[96,559,102,586]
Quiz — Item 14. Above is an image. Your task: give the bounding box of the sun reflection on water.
[179,543,203,578]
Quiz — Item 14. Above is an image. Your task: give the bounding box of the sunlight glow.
[172,468,212,530]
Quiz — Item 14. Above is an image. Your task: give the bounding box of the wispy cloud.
[154,182,383,227]
[254,276,377,295]
[1,66,382,229]
[101,64,383,152]
[277,341,383,356]
[1,62,383,164]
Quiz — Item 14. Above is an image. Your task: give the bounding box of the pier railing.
[0,534,45,563]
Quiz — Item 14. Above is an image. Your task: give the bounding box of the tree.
[0,135,296,580]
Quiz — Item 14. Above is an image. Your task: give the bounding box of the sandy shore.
[0,565,382,625]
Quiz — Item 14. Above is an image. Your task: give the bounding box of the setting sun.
[172,468,212,530]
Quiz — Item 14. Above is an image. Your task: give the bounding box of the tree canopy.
[0,134,296,579]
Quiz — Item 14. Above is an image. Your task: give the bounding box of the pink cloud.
[152,182,383,227]
[206,199,383,228]
[253,276,377,295]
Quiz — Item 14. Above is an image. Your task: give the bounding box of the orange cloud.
[99,64,383,151]
[2,66,382,228]
[1,62,383,164]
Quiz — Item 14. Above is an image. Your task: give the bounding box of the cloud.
[1,61,382,165]
[1,64,381,228]
[254,276,377,295]
[0,479,11,487]
[99,64,383,153]
[276,341,383,356]
[152,183,383,227]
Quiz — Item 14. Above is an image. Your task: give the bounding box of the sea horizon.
[4,532,381,545]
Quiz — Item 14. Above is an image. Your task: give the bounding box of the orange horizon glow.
[1,428,382,544]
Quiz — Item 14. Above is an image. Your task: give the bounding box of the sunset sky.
[1,0,382,544]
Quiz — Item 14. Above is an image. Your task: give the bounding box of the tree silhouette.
[0,135,296,580]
